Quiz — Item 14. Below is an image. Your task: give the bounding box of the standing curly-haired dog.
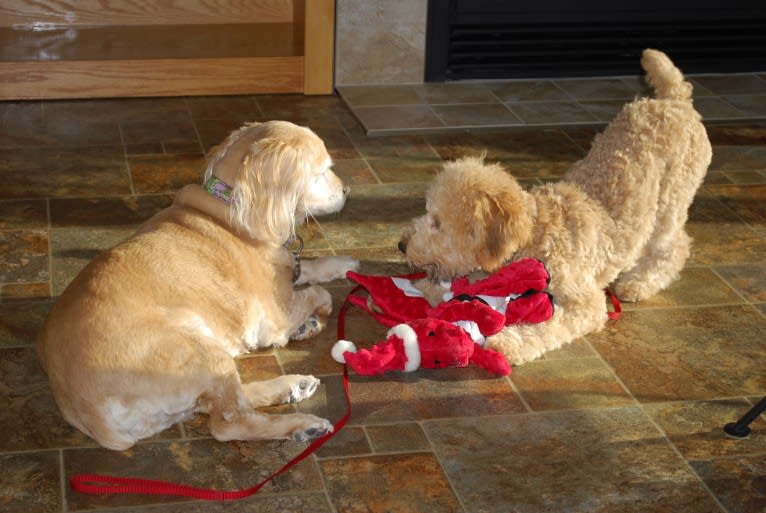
[399,49,711,365]
[37,120,358,449]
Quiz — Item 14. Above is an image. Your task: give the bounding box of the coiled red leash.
[70,295,357,502]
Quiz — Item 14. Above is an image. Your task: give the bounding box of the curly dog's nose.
[397,239,407,254]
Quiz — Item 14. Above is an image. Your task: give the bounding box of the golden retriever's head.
[399,156,533,281]
[204,120,347,242]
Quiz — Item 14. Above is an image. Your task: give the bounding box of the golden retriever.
[399,49,712,365]
[37,120,358,450]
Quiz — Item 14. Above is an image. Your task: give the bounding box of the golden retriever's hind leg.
[614,229,691,302]
[242,375,321,408]
[288,285,332,341]
[209,409,332,442]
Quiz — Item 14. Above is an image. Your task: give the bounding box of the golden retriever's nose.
[343,185,350,197]
[398,239,407,254]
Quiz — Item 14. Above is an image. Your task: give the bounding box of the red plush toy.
[332,258,553,377]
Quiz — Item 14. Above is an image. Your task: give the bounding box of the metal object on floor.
[724,396,766,439]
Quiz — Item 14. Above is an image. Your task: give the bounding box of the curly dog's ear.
[474,177,534,271]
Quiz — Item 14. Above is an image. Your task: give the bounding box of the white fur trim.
[387,324,421,372]
[391,277,425,298]
[331,340,357,363]
[452,320,485,346]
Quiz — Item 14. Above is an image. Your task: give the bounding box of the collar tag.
[203,176,234,205]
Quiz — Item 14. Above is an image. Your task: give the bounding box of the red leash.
[70,297,357,502]
[605,289,622,320]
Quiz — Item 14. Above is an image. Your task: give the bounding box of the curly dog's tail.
[641,48,693,101]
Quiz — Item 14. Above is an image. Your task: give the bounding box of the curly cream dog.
[37,120,358,450]
[399,49,711,365]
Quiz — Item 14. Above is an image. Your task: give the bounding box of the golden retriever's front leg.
[242,375,321,408]
[487,287,608,365]
[295,256,359,285]
[288,285,333,340]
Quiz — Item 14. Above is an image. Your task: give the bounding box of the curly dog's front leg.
[487,289,609,365]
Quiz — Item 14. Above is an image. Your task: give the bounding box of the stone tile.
[579,100,628,122]
[686,192,766,265]
[710,146,766,171]
[49,195,173,228]
[0,381,95,451]
[714,263,766,302]
[0,230,48,284]
[320,453,461,513]
[366,422,430,453]
[1,282,51,302]
[0,147,130,199]
[49,226,136,296]
[0,451,61,513]
[331,159,379,185]
[691,456,766,513]
[643,399,766,459]
[488,80,571,102]
[692,75,766,95]
[316,183,428,250]
[414,82,498,104]
[352,105,445,134]
[0,301,52,348]
[185,95,261,121]
[705,122,766,146]
[337,85,424,107]
[65,439,325,511]
[511,357,633,411]
[623,267,744,310]
[590,306,766,402]
[425,408,722,513]
[194,118,249,152]
[312,367,524,426]
[310,124,360,161]
[506,101,600,125]
[538,337,596,360]
[694,97,747,120]
[704,184,766,229]
[366,156,442,183]
[432,103,523,128]
[553,78,642,100]
[129,154,205,194]
[0,200,48,230]
[0,346,48,387]
[348,133,440,160]
[314,426,371,458]
[120,119,200,148]
[723,94,766,118]
[103,494,334,512]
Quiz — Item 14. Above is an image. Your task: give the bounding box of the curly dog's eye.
[431,217,441,230]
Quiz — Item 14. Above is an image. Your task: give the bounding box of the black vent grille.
[425,1,766,81]
[447,19,766,79]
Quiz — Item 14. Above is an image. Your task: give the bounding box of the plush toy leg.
[346,270,432,325]
[505,291,554,325]
[451,258,550,298]
[469,345,512,376]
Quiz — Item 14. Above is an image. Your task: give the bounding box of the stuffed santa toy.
[332,258,554,377]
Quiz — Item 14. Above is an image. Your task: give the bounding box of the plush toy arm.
[505,291,554,325]
[428,299,506,336]
[469,345,512,376]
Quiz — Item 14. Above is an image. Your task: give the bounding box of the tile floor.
[337,73,766,135]
[1,76,766,513]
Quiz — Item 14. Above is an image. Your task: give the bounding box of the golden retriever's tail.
[641,48,693,101]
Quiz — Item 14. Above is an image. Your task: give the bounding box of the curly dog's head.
[399,156,534,281]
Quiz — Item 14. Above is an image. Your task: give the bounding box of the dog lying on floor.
[37,120,359,450]
[398,49,712,365]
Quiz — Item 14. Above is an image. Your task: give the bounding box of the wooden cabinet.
[0,0,335,99]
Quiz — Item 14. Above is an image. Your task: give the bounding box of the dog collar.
[203,175,233,205]
[285,234,304,282]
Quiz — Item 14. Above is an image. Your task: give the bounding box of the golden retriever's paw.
[290,314,323,340]
[299,256,360,284]
[291,416,333,442]
[285,375,321,403]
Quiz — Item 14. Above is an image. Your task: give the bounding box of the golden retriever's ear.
[475,183,533,271]
[231,136,310,242]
